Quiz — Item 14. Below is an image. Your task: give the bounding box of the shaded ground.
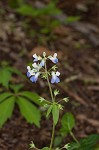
[0,0,99,149]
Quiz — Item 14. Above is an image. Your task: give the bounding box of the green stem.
[44,62,55,150]
[49,123,55,150]
[70,131,80,146]
[45,62,54,103]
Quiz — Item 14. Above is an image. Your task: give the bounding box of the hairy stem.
[49,123,55,150]
[45,62,55,150]
[45,62,54,102]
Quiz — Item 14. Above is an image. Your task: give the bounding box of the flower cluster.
[27,52,60,83]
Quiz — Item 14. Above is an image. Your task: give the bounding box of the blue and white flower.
[30,72,40,83]
[39,59,45,67]
[27,63,41,83]
[51,71,60,83]
[48,53,58,63]
[33,53,46,67]
[27,52,60,84]
[32,63,41,71]
[27,66,35,77]
[33,54,41,62]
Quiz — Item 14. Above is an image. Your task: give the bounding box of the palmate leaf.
[8,67,25,78]
[80,134,99,150]
[0,96,15,127]
[60,112,75,136]
[19,91,43,106]
[66,134,99,150]
[17,97,41,127]
[0,92,12,103]
[0,68,12,88]
[10,84,24,93]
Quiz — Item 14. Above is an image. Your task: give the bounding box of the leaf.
[0,92,12,103]
[52,104,59,126]
[8,67,24,78]
[65,16,81,24]
[10,84,24,93]
[16,5,39,17]
[80,134,99,150]
[16,3,61,17]
[8,0,24,8]
[0,68,12,88]
[60,112,75,136]
[64,142,80,150]
[41,147,50,150]
[54,136,63,147]
[46,105,53,118]
[67,134,99,150]
[0,96,15,127]
[19,91,42,105]
[17,97,41,127]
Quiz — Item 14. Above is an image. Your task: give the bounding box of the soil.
[0,0,99,150]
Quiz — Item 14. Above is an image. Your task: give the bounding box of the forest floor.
[0,0,99,150]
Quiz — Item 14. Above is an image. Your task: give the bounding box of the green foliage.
[19,91,42,105]
[0,63,42,127]
[16,3,61,17]
[60,112,75,136]
[41,147,50,150]
[66,134,99,150]
[54,136,63,147]
[0,65,23,88]
[46,105,53,118]
[14,2,62,43]
[8,0,24,8]
[52,103,59,125]
[65,16,81,24]
[0,84,42,128]
[0,96,15,127]
[29,141,35,149]
[0,92,12,103]
[0,67,12,88]
[17,97,41,127]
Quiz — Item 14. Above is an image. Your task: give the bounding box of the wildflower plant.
[27,52,70,150]
[27,52,99,150]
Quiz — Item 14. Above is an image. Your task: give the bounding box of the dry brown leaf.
[28,46,63,59]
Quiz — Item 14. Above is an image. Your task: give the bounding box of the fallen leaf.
[28,46,63,59]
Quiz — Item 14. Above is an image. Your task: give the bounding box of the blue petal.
[27,72,31,77]
[40,60,45,67]
[30,73,39,83]
[52,58,58,63]
[34,74,39,82]
[55,77,60,83]
[30,76,35,82]
[34,58,38,62]
[51,77,55,84]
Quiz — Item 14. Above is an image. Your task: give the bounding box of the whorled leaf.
[17,97,41,127]
[0,96,15,127]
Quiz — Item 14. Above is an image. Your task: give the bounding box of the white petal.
[27,66,30,70]
[30,70,35,75]
[56,71,60,76]
[32,63,38,68]
[33,54,37,58]
[53,53,57,58]
[52,72,55,76]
